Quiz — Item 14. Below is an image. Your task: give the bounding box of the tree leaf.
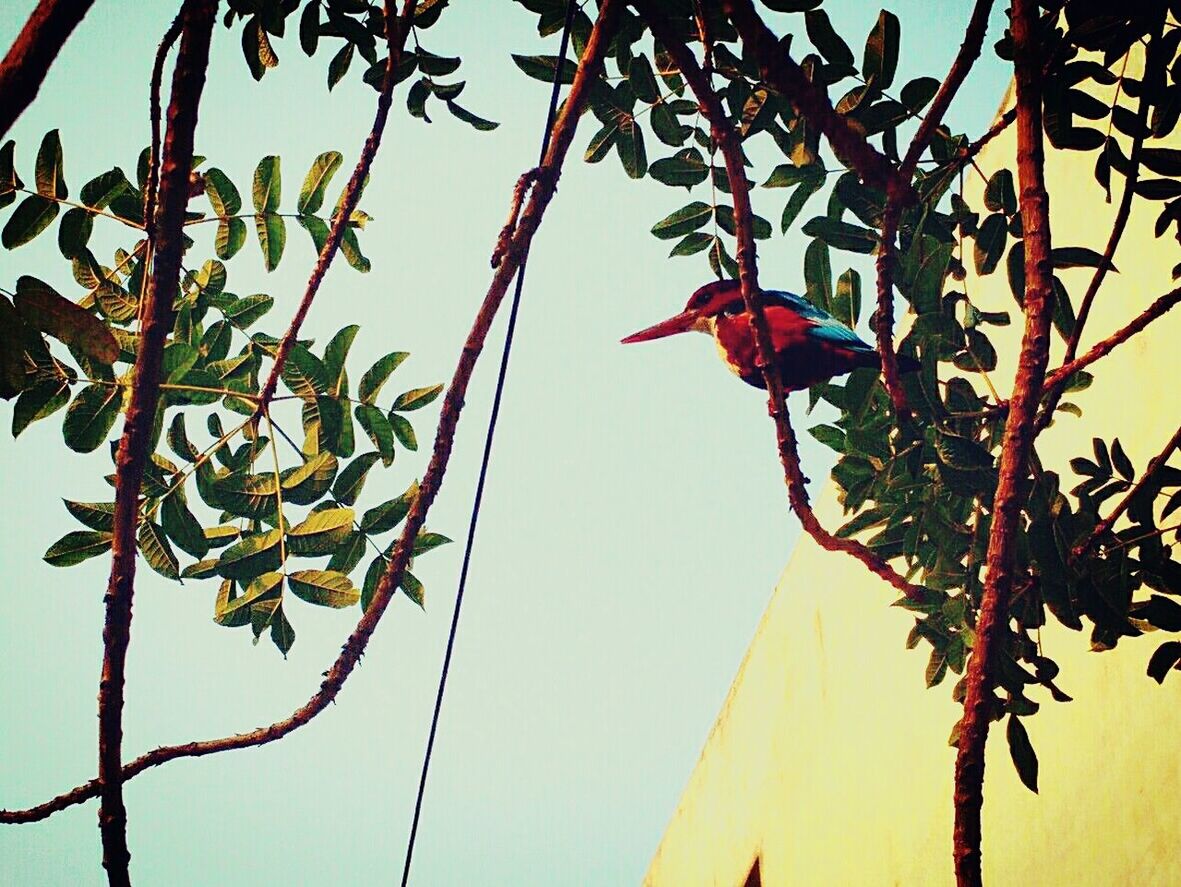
[138,520,180,580]
[358,350,409,404]
[360,480,418,534]
[1051,246,1116,272]
[216,528,283,580]
[44,529,112,566]
[974,213,1007,275]
[802,216,877,253]
[288,569,359,608]
[805,9,854,68]
[287,507,354,555]
[161,490,209,559]
[327,41,354,90]
[216,217,247,260]
[334,451,381,505]
[323,324,359,396]
[446,100,499,131]
[984,169,1017,216]
[2,193,58,248]
[62,383,121,453]
[57,207,93,259]
[205,167,242,216]
[252,155,281,214]
[255,212,286,271]
[35,129,66,199]
[270,605,295,655]
[14,276,117,365]
[297,150,343,214]
[355,404,395,465]
[280,451,338,504]
[511,54,577,85]
[392,384,443,412]
[389,412,417,450]
[1006,715,1039,793]
[215,573,281,627]
[412,531,451,556]
[12,377,70,437]
[651,201,712,240]
[862,10,899,90]
[80,167,132,209]
[327,530,368,575]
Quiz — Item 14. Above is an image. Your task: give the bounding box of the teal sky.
[0,2,1009,884]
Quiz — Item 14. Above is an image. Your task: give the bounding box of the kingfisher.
[621,279,919,392]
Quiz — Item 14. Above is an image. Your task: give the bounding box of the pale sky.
[0,2,1009,883]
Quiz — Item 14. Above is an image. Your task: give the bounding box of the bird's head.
[620,279,743,344]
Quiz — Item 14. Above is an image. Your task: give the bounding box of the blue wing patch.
[763,289,875,352]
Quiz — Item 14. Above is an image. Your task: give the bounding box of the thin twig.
[0,0,97,140]
[1043,286,1181,391]
[253,0,418,416]
[953,2,1054,883]
[876,0,996,419]
[1073,424,1181,560]
[635,0,926,602]
[0,0,618,828]
[720,0,915,203]
[96,3,217,885]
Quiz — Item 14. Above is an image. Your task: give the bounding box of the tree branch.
[1,0,619,828]
[876,0,996,418]
[720,0,914,203]
[253,0,418,417]
[97,2,217,884]
[635,0,925,603]
[1042,285,1181,391]
[1073,424,1181,561]
[953,2,1053,883]
[1037,16,1165,432]
[0,0,97,141]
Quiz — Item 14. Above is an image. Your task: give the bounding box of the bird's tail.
[855,350,922,373]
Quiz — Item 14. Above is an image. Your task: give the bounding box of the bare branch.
[635,0,926,603]
[143,13,184,244]
[721,0,914,202]
[953,2,1054,882]
[876,0,996,418]
[1,0,620,827]
[97,2,218,884]
[253,0,418,417]
[0,0,97,141]
[1043,286,1181,391]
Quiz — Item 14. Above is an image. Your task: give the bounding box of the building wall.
[644,73,1181,887]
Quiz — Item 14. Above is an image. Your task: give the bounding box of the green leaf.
[215,471,279,520]
[802,216,877,254]
[334,452,381,505]
[900,76,940,113]
[392,384,443,412]
[355,404,395,465]
[215,573,281,627]
[649,149,709,189]
[288,569,359,608]
[323,324,358,396]
[280,451,337,504]
[297,151,343,214]
[1111,438,1134,481]
[340,227,370,273]
[35,129,66,199]
[651,201,712,240]
[974,213,1007,276]
[327,41,354,90]
[316,394,347,455]
[270,605,295,655]
[216,528,283,580]
[805,9,854,68]
[252,155,281,214]
[181,559,220,579]
[984,169,1017,216]
[862,10,899,90]
[669,232,713,257]
[327,530,368,575]
[359,351,409,404]
[1051,246,1116,272]
[62,383,121,453]
[804,238,833,315]
[616,117,647,179]
[161,491,209,559]
[445,100,499,131]
[138,520,180,580]
[417,48,461,76]
[0,139,21,208]
[360,480,418,534]
[281,343,330,402]
[216,217,247,260]
[15,276,117,365]
[1006,715,1039,793]
[413,531,452,556]
[57,207,93,259]
[44,529,112,566]
[205,167,242,216]
[12,378,70,437]
[833,269,861,329]
[400,569,424,608]
[2,193,58,248]
[299,0,319,55]
[389,412,417,450]
[255,212,286,271]
[287,507,354,555]
[80,167,131,209]
[936,432,993,470]
[205,525,241,549]
[780,173,824,233]
[223,293,273,328]
[584,121,620,163]
[511,54,577,85]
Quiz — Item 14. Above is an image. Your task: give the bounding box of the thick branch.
[721,0,914,202]
[876,0,995,418]
[143,13,184,243]
[953,2,1053,883]
[0,0,97,141]
[97,2,217,884]
[1043,286,1181,391]
[1,0,619,827]
[635,0,925,603]
[1073,424,1181,560]
[253,0,418,415]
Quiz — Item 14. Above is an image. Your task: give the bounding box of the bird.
[621,278,920,392]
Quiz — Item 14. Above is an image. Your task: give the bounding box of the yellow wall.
[645,75,1181,887]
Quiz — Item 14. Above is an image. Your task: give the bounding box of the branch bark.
[720,0,914,202]
[97,2,217,884]
[953,1,1053,883]
[635,0,925,603]
[1,0,619,827]
[876,0,996,418]
[0,0,97,141]
[1042,285,1181,391]
[253,0,417,416]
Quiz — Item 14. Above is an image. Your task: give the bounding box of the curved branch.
[635,0,925,603]
[953,1,1054,883]
[876,0,996,418]
[1,0,619,828]
[720,0,914,203]
[97,2,217,883]
[0,0,97,141]
[1043,285,1181,391]
[253,0,418,416]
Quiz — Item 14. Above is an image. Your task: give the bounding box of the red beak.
[620,310,698,344]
